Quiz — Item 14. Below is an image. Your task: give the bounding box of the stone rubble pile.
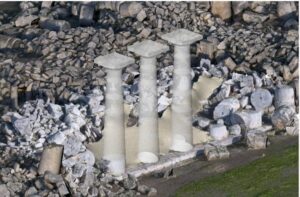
[0,96,158,196]
[0,1,298,196]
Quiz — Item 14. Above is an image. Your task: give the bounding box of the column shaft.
[138,57,159,163]
[171,45,193,152]
[103,69,125,175]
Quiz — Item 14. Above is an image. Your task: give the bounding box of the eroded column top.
[128,40,169,58]
[160,29,203,46]
[94,52,134,70]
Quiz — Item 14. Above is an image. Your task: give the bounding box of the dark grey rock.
[79,3,95,26]
[39,19,71,31]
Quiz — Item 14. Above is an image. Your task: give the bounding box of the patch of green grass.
[175,145,298,197]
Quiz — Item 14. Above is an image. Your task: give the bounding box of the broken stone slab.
[12,115,32,137]
[274,85,295,109]
[44,171,69,196]
[63,135,86,157]
[47,131,66,145]
[97,2,143,17]
[271,105,295,130]
[204,144,230,161]
[289,56,298,72]
[246,129,268,149]
[252,72,263,88]
[277,2,297,19]
[38,144,64,175]
[157,93,172,114]
[64,159,94,182]
[250,88,273,111]
[39,19,71,31]
[282,66,293,81]
[239,96,249,108]
[213,97,240,120]
[86,90,104,115]
[64,104,86,130]
[209,124,229,141]
[230,110,262,129]
[242,11,269,23]
[119,2,143,17]
[15,15,39,27]
[136,9,147,22]
[47,103,63,120]
[197,40,216,59]
[211,1,232,20]
[232,1,249,15]
[224,57,237,71]
[240,75,254,88]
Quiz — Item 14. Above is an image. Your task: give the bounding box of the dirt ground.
[140,135,298,197]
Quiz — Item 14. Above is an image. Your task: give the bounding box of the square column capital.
[160,29,203,46]
[94,52,134,70]
[128,40,169,58]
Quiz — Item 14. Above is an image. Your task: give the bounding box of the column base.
[170,138,193,153]
[103,154,125,176]
[138,152,159,163]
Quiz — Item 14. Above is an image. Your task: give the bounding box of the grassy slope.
[175,145,298,197]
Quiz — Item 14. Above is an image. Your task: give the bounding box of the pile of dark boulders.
[0,1,298,196]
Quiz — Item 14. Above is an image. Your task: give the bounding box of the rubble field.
[0,1,298,197]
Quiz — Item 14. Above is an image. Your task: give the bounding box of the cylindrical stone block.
[230,110,262,129]
[209,124,229,140]
[102,69,126,175]
[250,88,273,111]
[138,57,159,163]
[274,85,295,108]
[38,144,64,175]
[170,45,193,152]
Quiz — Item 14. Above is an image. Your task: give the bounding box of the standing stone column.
[161,29,202,152]
[94,52,134,175]
[128,40,169,163]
